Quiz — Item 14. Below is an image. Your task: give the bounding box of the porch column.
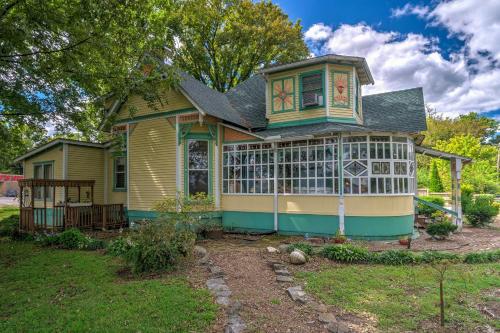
[338,133,345,234]
[273,142,278,232]
[450,158,463,231]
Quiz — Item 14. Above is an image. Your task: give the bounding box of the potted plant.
[333,229,347,244]
[399,236,410,246]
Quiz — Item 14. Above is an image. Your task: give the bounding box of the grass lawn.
[0,207,18,220]
[298,264,499,332]
[0,208,218,332]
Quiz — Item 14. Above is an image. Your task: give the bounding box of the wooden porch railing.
[19,204,127,233]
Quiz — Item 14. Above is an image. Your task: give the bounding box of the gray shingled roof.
[225,75,267,128]
[253,87,427,139]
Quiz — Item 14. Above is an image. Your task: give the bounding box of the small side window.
[300,72,324,109]
[114,156,127,190]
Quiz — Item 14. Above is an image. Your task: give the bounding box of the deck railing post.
[19,185,23,232]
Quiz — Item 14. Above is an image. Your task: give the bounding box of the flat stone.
[216,289,232,297]
[327,321,350,333]
[287,286,308,304]
[228,300,242,316]
[273,263,286,271]
[216,296,230,306]
[276,275,293,282]
[197,255,210,265]
[206,278,225,288]
[278,244,289,253]
[318,312,337,324]
[315,303,328,313]
[275,269,291,276]
[266,246,279,253]
[209,266,225,278]
[194,245,207,258]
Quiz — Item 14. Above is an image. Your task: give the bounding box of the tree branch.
[0,35,93,58]
[0,0,20,20]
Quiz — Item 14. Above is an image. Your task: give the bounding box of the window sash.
[114,157,127,190]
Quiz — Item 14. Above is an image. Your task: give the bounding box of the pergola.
[18,179,125,232]
[415,146,472,231]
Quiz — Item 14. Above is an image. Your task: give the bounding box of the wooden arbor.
[18,179,126,232]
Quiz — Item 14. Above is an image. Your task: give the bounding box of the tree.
[0,0,179,130]
[172,0,309,92]
[429,160,444,192]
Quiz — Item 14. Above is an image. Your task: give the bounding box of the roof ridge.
[363,87,423,97]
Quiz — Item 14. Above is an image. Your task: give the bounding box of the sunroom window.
[300,72,324,109]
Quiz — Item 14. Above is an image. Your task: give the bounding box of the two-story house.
[16,54,453,239]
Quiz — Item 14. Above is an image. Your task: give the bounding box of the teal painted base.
[222,211,413,240]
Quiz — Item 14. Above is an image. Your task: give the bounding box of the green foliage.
[428,161,444,192]
[426,221,458,239]
[419,251,461,264]
[84,238,106,251]
[106,237,132,257]
[57,229,89,249]
[287,243,313,256]
[417,196,445,216]
[320,244,369,263]
[373,250,417,265]
[173,0,309,92]
[465,195,499,227]
[0,214,19,238]
[463,250,500,264]
[124,220,196,274]
[461,185,474,214]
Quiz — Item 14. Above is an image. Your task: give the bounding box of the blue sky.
[274,0,500,120]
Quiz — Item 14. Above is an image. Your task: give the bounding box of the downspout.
[273,142,278,232]
[338,133,345,234]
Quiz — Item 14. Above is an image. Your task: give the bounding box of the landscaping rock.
[273,263,286,271]
[209,265,225,278]
[287,286,308,304]
[225,314,246,333]
[318,312,337,324]
[266,246,279,253]
[289,250,306,265]
[206,278,225,288]
[327,321,351,333]
[278,244,289,253]
[216,296,230,306]
[276,275,293,282]
[227,300,242,316]
[197,255,210,265]
[274,269,291,276]
[194,245,207,258]
[314,302,328,313]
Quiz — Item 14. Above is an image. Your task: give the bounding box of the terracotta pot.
[206,229,224,240]
[334,238,346,244]
[399,239,410,246]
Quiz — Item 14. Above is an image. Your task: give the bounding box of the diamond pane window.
[272,77,295,113]
[344,161,367,176]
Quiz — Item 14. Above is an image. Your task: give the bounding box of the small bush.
[35,232,60,246]
[417,196,445,216]
[463,250,500,264]
[321,244,369,263]
[427,221,457,239]
[57,228,89,249]
[465,196,499,227]
[0,214,19,238]
[84,237,106,251]
[419,251,460,264]
[107,237,132,257]
[374,250,416,265]
[287,242,313,256]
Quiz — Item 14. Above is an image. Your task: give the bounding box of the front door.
[187,139,209,196]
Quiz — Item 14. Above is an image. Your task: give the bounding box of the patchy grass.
[298,264,499,332]
[0,240,217,332]
[0,207,18,220]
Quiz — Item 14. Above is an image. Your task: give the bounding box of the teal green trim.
[278,213,339,236]
[331,70,351,109]
[113,155,127,192]
[266,116,357,129]
[414,196,458,217]
[127,210,222,225]
[299,69,326,111]
[344,215,414,240]
[271,76,296,113]
[222,211,274,232]
[114,107,197,125]
[354,75,360,116]
[222,211,413,240]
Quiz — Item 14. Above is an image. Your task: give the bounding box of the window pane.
[188,140,208,169]
[189,170,208,195]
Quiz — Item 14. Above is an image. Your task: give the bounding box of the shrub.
[374,250,416,265]
[429,161,444,192]
[0,214,19,238]
[461,185,474,214]
[417,196,445,216]
[107,237,132,257]
[427,221,457,239]
[420,251,460,264]
[84,237,106,250]
[124,220,196,273]
[463,250,500,264]
[320,244,369,263]
[35,232,60,246]
[287,242,313,256]
[57,228,89,249]
[465,196,499,227]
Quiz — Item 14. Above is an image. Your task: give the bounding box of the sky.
[274,0,500,120]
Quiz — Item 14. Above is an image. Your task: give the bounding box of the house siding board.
[106,151,127,205]
[129,117,177,211]
[266,64,327,125]
[223,127,262,143]
[278,196,339,215]
[115,89,193,121]
[344,196,414,216]
[67,145,105,204]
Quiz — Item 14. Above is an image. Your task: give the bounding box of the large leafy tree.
[172,0,309,92]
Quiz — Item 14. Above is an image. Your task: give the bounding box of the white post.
[273,142,278,232]
[338,134,345,234]
[450,158,463,231]
[214,124,220,210]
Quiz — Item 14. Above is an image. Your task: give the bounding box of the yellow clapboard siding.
[67,145,105,204]
[116,89,193,121]
[129,117,177,211]
[221,195,274,213]
[278,196,339,215]
[105,150,127,205]
[266,64,327,125]
[344,196,414,216]
[24,145,64,206]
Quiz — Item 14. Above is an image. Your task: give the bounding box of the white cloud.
[303,0,500,117]
[304,23,332,41]
[391,3,429,18]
